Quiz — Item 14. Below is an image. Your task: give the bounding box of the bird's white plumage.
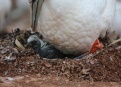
[0,0,31,33]
[0,0,11,31]
[114,0,121,38]
[32,0,120,55]
[7,0,30,22]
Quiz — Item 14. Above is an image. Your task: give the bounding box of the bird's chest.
[38,0,108,38]
[37,0,116,55]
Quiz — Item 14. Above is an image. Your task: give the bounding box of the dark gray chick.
[27,35,65,59]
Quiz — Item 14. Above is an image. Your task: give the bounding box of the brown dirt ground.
[0,34,121,87]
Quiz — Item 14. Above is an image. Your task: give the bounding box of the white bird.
[113,0,121,38]
[0,0,31,33]
[0,0,11,32]
[5,0,31,33]
[30,0,120,55]
[7,0,30,22]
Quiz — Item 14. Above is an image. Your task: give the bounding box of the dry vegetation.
[0,33,121,87]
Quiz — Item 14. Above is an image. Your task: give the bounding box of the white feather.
[114,0,121,38]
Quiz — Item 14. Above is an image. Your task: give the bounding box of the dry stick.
[90,38,121,58]
[108,38,121,47]
[77,38,121,59]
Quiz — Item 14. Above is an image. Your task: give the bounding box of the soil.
[0,34,121,87]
